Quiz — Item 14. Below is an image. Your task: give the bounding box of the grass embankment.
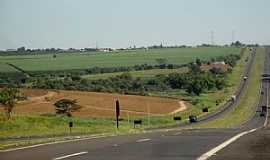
[197,48,264,128]
[0,48,248,149]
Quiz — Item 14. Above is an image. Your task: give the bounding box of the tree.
[231,41,243,47]
[0,88,20,120]
[186,79,204,96]
[17,46,26,52]
[54,99,81,117]
[188,62,201,73]
[195,58,202,66]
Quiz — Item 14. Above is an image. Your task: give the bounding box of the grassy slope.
[0,47,240,72]
[197,48,264,128]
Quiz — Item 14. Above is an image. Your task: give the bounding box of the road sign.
[116,100,120,117]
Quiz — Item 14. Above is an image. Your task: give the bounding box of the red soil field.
[0,89,188,118]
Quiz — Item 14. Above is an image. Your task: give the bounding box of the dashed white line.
[197,128,258,160]
[136,138,151,143]
[173,132,182,136]
[112,144,119,147]
[53,151,88,160]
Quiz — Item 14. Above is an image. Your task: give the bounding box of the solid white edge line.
[136,138,151,143]
[53,151,88,160]
[264,85,269,127]
[0,135,109,153]
[197,128,258,160]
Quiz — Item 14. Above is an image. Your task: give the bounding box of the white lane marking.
[112,144,119,147]
[53,151,88,160]
[136,138,151,143]
[0,135,109,153]
[197,128,258,160]
[173,132,182,136]
[264,87,269,127]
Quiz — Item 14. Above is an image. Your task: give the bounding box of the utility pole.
[95,41,98,49]
[147,103,150,126]
[232,30,235,43]
[210,30,214,46]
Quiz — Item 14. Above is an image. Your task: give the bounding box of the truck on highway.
[231,95,236,102]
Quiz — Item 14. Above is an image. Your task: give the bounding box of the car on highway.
[189,115,198,123]
[260,106,267,117]
[231,95,236,102]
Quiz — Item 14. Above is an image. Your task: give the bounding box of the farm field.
[0,62,18,72]
[82,63,229,80]
[0,47,241,72]
[1,89,187,118]
[0,48,250,143]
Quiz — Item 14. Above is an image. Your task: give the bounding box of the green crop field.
[0,47,241,72]
[0,62,18,72]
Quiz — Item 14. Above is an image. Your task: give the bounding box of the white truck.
[231,95,236,102]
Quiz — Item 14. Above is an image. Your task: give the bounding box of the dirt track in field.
[1,89,188,117]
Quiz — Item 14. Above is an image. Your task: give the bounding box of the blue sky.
[0,0,270,49]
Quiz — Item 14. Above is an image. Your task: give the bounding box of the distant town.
[0,41,259,55]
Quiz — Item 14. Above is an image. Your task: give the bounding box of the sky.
[0,0,270,50]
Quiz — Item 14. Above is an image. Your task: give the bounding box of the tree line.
[31,54,240,96]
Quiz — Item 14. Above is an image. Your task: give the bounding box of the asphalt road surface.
[0,48,268,160]
[209,48,270,160]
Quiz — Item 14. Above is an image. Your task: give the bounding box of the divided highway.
[0,48,267,160]
[191,48,257,124]
[209,48,270,160]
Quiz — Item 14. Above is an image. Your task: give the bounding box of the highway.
[154,47,256,130]
[209,48,270,160]
[0,48,268,160]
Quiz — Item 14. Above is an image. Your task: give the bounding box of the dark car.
[189,115,198,123]
[260,112,266,117]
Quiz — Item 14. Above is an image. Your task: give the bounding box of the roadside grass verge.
[196,48,264,128]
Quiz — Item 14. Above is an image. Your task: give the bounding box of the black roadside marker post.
[69,121,73,134]
[116,99,120,129]
[202,107,208,112]
[134,119,142,128]
[173,116,182,121]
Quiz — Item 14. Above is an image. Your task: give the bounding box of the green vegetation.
[0,88,21,120]
[83,68,188,80]
[0,47,250,150]
[0,47,240,72]
[54,99,82,117]
[197,48,264,128]
[0,62,18,72]
[32,54,240,96]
